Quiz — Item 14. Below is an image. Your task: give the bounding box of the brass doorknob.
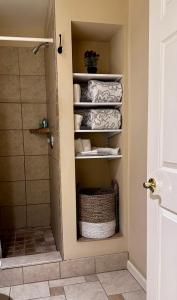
[143,178,156,193]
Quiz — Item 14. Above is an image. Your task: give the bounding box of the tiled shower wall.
[0,46,50,229]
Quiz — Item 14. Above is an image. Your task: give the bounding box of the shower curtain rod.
[0,36,53,43]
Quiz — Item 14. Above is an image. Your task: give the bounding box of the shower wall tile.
[19,48,45,76]
[0,130,23,156]
[23,130,48,155]
[22,103,47,129]
[27,204,50,227]
[0,46,50,230]
[26,180,50,204]
[25,155,49,180]
[0,181,26,206]
[0,75,20,102]
[20,76,46,101]
[0,156,25,181]
[0,47,19,75]
[0,103,22,129]
[0,205,26,229]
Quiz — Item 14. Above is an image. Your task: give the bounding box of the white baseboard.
[127,260,146,291]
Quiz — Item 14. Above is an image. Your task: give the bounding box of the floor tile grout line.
[96,275,110,299]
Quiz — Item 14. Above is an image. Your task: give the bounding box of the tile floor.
[1,227,56,258]
[0,270,146,300]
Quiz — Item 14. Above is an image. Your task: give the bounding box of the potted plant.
[84,50,100,73]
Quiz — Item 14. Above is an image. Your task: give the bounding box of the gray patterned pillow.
[80,109,122,130]
[88,80,123,103]
[80,84,91,102]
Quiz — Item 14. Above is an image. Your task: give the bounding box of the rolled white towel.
[73,84,81,103]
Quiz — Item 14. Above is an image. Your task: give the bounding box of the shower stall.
[0,0,62,264]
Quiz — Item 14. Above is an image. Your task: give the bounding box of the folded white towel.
[80,147,120,156]
[94,147,120,155]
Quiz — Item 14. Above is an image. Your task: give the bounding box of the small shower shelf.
[29,128,50,135]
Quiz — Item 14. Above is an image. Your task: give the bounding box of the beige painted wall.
[54,0,129,260]
[128,0,149,277]
[72,40,110,74]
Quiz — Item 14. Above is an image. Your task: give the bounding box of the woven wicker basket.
[78,182,119,239]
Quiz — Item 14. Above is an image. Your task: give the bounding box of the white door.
[146,0,177,299]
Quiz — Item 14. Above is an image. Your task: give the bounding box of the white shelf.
[73,73,123,82]
[75,129,122,134]
[74,102,122,108]
[0,36,53,43]
[75,155,122,160]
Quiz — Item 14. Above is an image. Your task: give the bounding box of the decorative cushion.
[81,109,122,130]
[88,80,123,103]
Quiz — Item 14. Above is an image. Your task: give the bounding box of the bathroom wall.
[55,0,128,260]
[0,46,50,230]
[45,2,62,253]
[128,0,149,277]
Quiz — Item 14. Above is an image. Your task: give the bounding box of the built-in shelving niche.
[71,21,126,242]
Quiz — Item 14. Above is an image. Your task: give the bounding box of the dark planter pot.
[87,66,97,73]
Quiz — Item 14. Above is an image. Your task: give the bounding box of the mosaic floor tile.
[1,227,56,258]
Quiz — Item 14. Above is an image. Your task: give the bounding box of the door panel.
[147,0,177,298]
[162,32,177,169]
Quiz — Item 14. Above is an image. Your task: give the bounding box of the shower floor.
[1,227,57,258]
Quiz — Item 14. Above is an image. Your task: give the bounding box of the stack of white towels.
[75,138,120,156]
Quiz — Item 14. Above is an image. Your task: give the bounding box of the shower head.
[32,42,49,54]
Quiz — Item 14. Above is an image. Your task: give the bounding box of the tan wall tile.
[19,47,45,76]
[49,158,61,250]
[22,104,47,129]
[27,204,50,227]
[23,130,48,155]
[25,155,49,180]
[0,130,23,156]
[0,75,20,102]
[0,46,51,230]
[20,76,46,101]
[95,252,128,273]
[26,180,50,204]
[23,262,60,283]
[0,181,25,206]
[0,156,25,181]
[0,205,26,229]
[60,257,95,278]
[0,268,23,288]
[0,47,19,75]
[0,103,22,129]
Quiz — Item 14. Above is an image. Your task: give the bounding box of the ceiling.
[0,0,50,37]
